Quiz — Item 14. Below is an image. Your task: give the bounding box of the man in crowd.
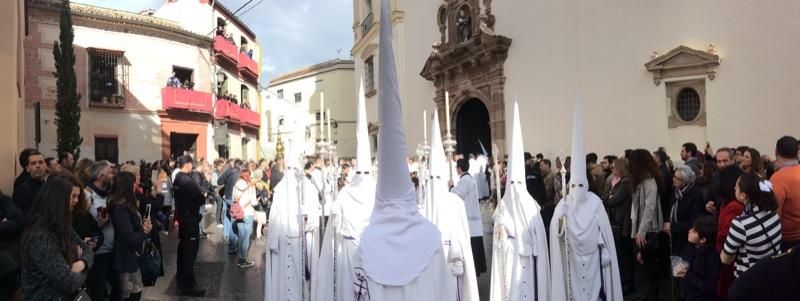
[84,160,117,301]
[13,148,36,190]
[449,158,487,276]
[58,151,75,171]
[681,142,702,174]
[540,159,556,202]
[172,156,206,297]
[771,135,800,250]
[524,152,547,205]
[190,163,211,238]
[12,150,46,216]
[45,157,62,174]
[586,152,606,195]
[715,147,736,170]
[735,145,749,166]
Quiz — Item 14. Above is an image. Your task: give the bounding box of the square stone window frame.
[665,79,706,128]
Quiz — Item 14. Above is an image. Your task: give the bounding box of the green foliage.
[53,0,83,157]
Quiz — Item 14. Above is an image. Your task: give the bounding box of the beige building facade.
[264,59,357,159]
[0,0,27,192]
[23,0,264,164]
[352,0,800,160]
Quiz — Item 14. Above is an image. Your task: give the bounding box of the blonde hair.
[614,158,630,177]
[120,163,140,176]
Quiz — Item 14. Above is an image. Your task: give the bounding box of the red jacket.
[716,199,744,300]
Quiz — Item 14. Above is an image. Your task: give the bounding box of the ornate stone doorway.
[456,98,491,156]
[420,0,511,155]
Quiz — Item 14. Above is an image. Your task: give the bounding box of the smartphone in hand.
[145,204,152,219]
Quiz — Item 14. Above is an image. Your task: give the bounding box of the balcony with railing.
[214,99,241,123]
[238,51,259,82]
[360,13,374,38]
[214,35,238,66]
[239,107,261,129]
[161,87,213,115]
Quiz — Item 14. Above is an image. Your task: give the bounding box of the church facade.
[352,0,800,159]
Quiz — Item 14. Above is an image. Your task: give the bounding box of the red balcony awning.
[161,87,213,114]
[238,52,259,81]
[214,35,238,65]
[214,99,241,123]
[240,107,260,129]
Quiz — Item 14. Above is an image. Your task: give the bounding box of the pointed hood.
[355,77,371,173]
[495,100,541,255]
[357,0,442,286]
[565,95,602,255]
[478,138,489,157]
[421,112,447,220]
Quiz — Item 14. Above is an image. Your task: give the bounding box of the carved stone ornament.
[421,0,511,152]
[645,45,721,86]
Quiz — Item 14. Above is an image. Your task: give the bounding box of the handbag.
[230,201,245,221]
[71,288,90,301]
[138,239,163,287]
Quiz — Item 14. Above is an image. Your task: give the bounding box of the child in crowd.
[675,216,721,301]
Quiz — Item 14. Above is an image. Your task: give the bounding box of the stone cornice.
[29,0,213,47]
[270,59,355,85]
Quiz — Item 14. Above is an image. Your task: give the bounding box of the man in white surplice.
[490,101,551,301]
[311,78,376,301]
[351,0,452,299]
[419,112,479,300]
[549,98,623,301]
[449,158,488,275]
[265,114,320,301]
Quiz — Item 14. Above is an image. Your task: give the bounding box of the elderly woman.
[665,165,708,255]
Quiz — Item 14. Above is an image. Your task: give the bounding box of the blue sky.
[72,0,354,87]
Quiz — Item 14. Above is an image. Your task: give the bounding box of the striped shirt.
[723,206,782,277]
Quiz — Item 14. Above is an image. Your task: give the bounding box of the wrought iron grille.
[88,48,127,107]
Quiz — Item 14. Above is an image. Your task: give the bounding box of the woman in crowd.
[156,161,173,234]
[629,149,664,301]
[74,158,94,186]
[20,175,94,299]
[740,148,765,178]
[69,172,104,254]
[696,161,718,214]
[233,168,256,268]
[109,172,153,301]
[720,172,782,277]
[604,157,635,293]
[666,165,707,255]
[714,165,745,299]
[252,168,269,238]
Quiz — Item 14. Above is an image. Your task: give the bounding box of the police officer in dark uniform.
[172,156,206,297]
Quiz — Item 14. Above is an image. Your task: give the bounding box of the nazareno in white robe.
[311,175,376,301]
[265,169,321,301]
[419,179,480,301]
[490,184,550,301]
[549,193,623,301]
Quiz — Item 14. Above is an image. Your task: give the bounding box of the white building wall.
[353,0,800,159]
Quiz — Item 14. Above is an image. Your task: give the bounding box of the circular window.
[676,88,701,122]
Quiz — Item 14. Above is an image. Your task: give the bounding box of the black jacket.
[606,177,633,238]
[110,204,148,273]
[13,171,29,191]
[670,184,708,254]
[728,246,800,301]
[0,194,23,239]
[71,212,103,252]
[659,164,674,220]
[525,165,547,206]
[174,172,205,238]
[12,177,44,217]
[680,245,720,301]
[217,167,240,199]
